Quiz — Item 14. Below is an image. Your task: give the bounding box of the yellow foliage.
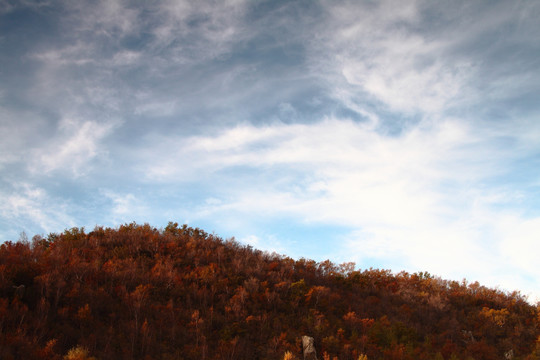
[64,346,97,360]
[358,354,368,360]
[480,307,509,326]
[283,350,295,360]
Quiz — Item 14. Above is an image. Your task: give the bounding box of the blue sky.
[1,0,540,302]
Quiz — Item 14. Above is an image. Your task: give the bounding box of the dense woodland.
[0,223,539,360]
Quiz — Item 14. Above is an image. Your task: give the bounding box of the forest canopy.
[1,223,539,360]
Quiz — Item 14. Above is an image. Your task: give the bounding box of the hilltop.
[1,223,538,359]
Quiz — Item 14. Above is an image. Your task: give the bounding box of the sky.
[1,0,540,302]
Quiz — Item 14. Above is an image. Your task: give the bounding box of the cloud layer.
[131,117,540,299]
[1,0,540,302]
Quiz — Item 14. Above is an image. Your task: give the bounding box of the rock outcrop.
[302,336,317,360]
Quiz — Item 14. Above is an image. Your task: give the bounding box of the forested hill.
[1,223,539,360]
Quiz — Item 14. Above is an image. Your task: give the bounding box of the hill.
[1,223,538,360]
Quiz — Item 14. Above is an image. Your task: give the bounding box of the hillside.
[1,223,538,360]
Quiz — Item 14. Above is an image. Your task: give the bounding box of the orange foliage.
[0,222,537,359]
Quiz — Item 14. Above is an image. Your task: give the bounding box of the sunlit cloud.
[135,116,540,300]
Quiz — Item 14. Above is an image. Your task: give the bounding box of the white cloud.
[133,92,177,117]
[0,110,26,168]
[111,50,141,66]
[101,190,149,224]
[0,183,75,236]
[0,0,52,14]
[334,16,466,113]
[153,0,249,61]
[32,118,117,177]
[33,42,97,66]
[138,117,540,301]
[44,0,248,67]
[66,0,139,39]
[308,0,540,116]
[499,216,540,268]
[239,233,289,256]
[144,117,491,187]
[22,0,253,138]
[340,52,472,114]
[3,0,540,303]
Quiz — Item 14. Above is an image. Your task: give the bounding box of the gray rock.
[302,336,317,360]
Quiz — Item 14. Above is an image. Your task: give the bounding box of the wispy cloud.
[310,0,540,117]
[0,183,75,236]
[153,0,249,61]
[308,0,462,114]
[2,0,540,302]
[101,190,149,224]
[30,118,117,177]
[136,116,540,300]
[0,0,52,14]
